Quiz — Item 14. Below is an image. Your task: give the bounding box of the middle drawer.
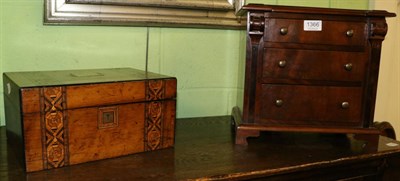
[261,48,367,83]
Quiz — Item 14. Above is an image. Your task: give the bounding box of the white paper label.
[304,20,322,31]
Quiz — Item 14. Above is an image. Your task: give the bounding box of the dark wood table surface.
[1,116,400,180]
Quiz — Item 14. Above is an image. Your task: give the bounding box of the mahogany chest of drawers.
[3,68,176,172]
[233,4,396,145]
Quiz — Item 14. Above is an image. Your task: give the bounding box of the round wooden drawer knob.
[278,60,287,68]
[280,27,288,35]
[275,99,284,107]
[346,29,354,37]
[344,63,353,71]
[341,102,350,109]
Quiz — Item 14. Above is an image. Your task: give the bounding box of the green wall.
[0,0,368,126]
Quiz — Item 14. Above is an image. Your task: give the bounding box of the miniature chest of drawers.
[3,68,176,172]
[233,4,396,145]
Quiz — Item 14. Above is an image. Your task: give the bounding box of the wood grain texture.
[3,68,177,172]
[21,88,40,114]
[262,48,368,82]
[164,79,177,100]
[161,100,176,149]
[257,85,363,125]
[264,19,366,46]
[1,116,400,180]
[240,4,396,17]
[68,104,145,165]
[66,81,146,109]
[3,68,172,88]
[22,113,43,172]
[236,4,395,145]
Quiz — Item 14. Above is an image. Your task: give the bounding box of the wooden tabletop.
[1,116,400,180]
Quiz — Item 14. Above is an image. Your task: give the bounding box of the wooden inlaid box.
[3,68,176,172]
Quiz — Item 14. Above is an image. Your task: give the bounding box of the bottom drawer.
[256,84,363,126]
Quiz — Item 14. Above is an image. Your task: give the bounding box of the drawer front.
[264,19,366,46]
[256,84,362,126]
[262,48,367,82]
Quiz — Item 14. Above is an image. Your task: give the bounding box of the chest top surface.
[239,4,396,17]
[3,68,174,88]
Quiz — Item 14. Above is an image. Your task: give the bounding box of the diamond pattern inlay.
[40,87,68,169]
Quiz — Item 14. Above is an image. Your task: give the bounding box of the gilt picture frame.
[44,0,246,29]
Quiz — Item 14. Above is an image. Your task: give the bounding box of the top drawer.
[264,19,366,46]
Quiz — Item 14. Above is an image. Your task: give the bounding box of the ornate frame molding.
[234,0,246,15]
[44,0,246,29]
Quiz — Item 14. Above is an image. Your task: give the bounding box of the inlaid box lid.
[3,68,174,88]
